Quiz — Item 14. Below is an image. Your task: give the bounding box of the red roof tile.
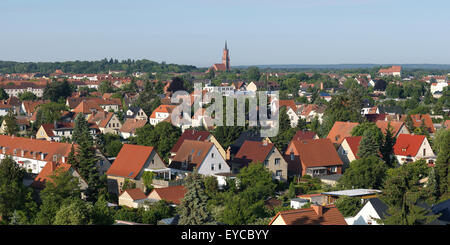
[394,134,426,157]
[150,185,187,205]
[269,205,347,225]
[234,140,274,164]
[288,139,343,168]
[169,129,211,154]
[31,162,72,189]
[327,121,359,145]
[106,144,156,179]
[121,188,147,201]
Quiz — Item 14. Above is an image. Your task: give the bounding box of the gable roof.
[343,136,362,159]
[407,114,435,133]
[73,99,104,114]
[375,120,405,136]
[367,198,389,220]
[169,140,213,170]
[278,100,297,112]
[234,140,275,165]
[121,188,147,201]
[269,205,347,225]
[150,104,176,119]
[120,119,147,134]
[106,144,156,179]
[327,121,359,145]
[0,135,75,161]
[292,130,317,141]
[229,129,268,154]
[289,139,343,168]
[393,134,426,157]
[169,129,211,154]
[150,185,187,205]
[31,162,72,189]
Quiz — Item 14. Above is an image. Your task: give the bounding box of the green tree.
[0,88,9,100]
[380,123,396,168]
[340,156,387,189]
[141,200,174,225]
[335,196,363,217]
[53,198,92,225]
[35,168,81,225]
[434,129,450,199]
[34,102,68,127]
[357,129,381,158]
[4,110,19,135]
[19,91,37,101]
[381,160,438,225]
[98,80,115,94]
[91,194,115,225]
[0,157,31,222]
[178,172,212,225]
[72,113,90,145]
[247,66,261,81]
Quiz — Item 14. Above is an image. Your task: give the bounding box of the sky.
[1,0,450,67]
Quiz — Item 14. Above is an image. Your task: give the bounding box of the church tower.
[222,41,230,71]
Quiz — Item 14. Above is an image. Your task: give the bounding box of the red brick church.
[208,41,230,72]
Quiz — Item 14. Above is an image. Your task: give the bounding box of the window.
[276,170,282,176]
[423,148,426,156]
[151,159,154,164]
[275,158,280,165]
[211,153,214,158]
[342,149,347,155]
[218,164,222,170]
[264,160,268,166]
[290,153,294,161]
[211,164,215,171]
[331,166,337,173]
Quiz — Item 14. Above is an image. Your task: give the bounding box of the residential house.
[88,111,122,135]
[169,129,226,161]
[338,136,362,166]
[119,119,147,139]
[228,129,272,158]
[149,104,176,126]
[345,198,388,225]
[73,99,105,118]
[233,140,288,181]
[0,135,73,174]
[0,102,12,116]
[31,162,88,198]
[0,117,29,135]
[168,140,231,178]
[36,122,98,142]
[298,104,326,123]
[278,100,299,127]
[393,134,436,165]
[147,185,187,206]
[378,66,402,77]
[106,144,167,195]
[375,120,410,138]
[291,130,319,141]
[285,139,343,177]
[125,106,148,121]
[321,189,382,205]
[327,121,359,145]
[401,114,436,134]
[118,188,148,208]
[269,204,347,225]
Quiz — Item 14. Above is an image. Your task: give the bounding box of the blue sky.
[1,0,449,67]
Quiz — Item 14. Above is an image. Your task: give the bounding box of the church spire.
[225,40,228,50]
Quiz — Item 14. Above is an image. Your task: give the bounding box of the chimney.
[312,204,323,216]
[54,120,57,129]
[226,147,231,160]
[320,82,324,90]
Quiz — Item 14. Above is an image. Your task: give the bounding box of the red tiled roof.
[150,104,176,119]
[121,188,147,201]
[120,119,147,134]
[212,63,227,71]
[150,185,187,205]
[292,130,317,141]
[343,136,362,159]
[394,134,426,157]
[234,140,274,164]
[106,144,156,179]
[278,100,297,112]
[409,114,435,133]
[31,162,72,189]
[269,205,347,225]
[327,121,359,145]
[288,139,343,168]
[376,120,405,136]
[169,140,214,171]
[73,100,104,114]
[0,135,75,162]
[169,129,211,153]
[379,66,402,74]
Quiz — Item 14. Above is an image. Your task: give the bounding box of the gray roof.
[368,198,389,220]
[322,189,382,197]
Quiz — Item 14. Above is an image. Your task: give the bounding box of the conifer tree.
[380,122,396,168]
[178,172,212,225]
[4,110,19,136]
[435,130,449,198]
[357,129,380,158]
